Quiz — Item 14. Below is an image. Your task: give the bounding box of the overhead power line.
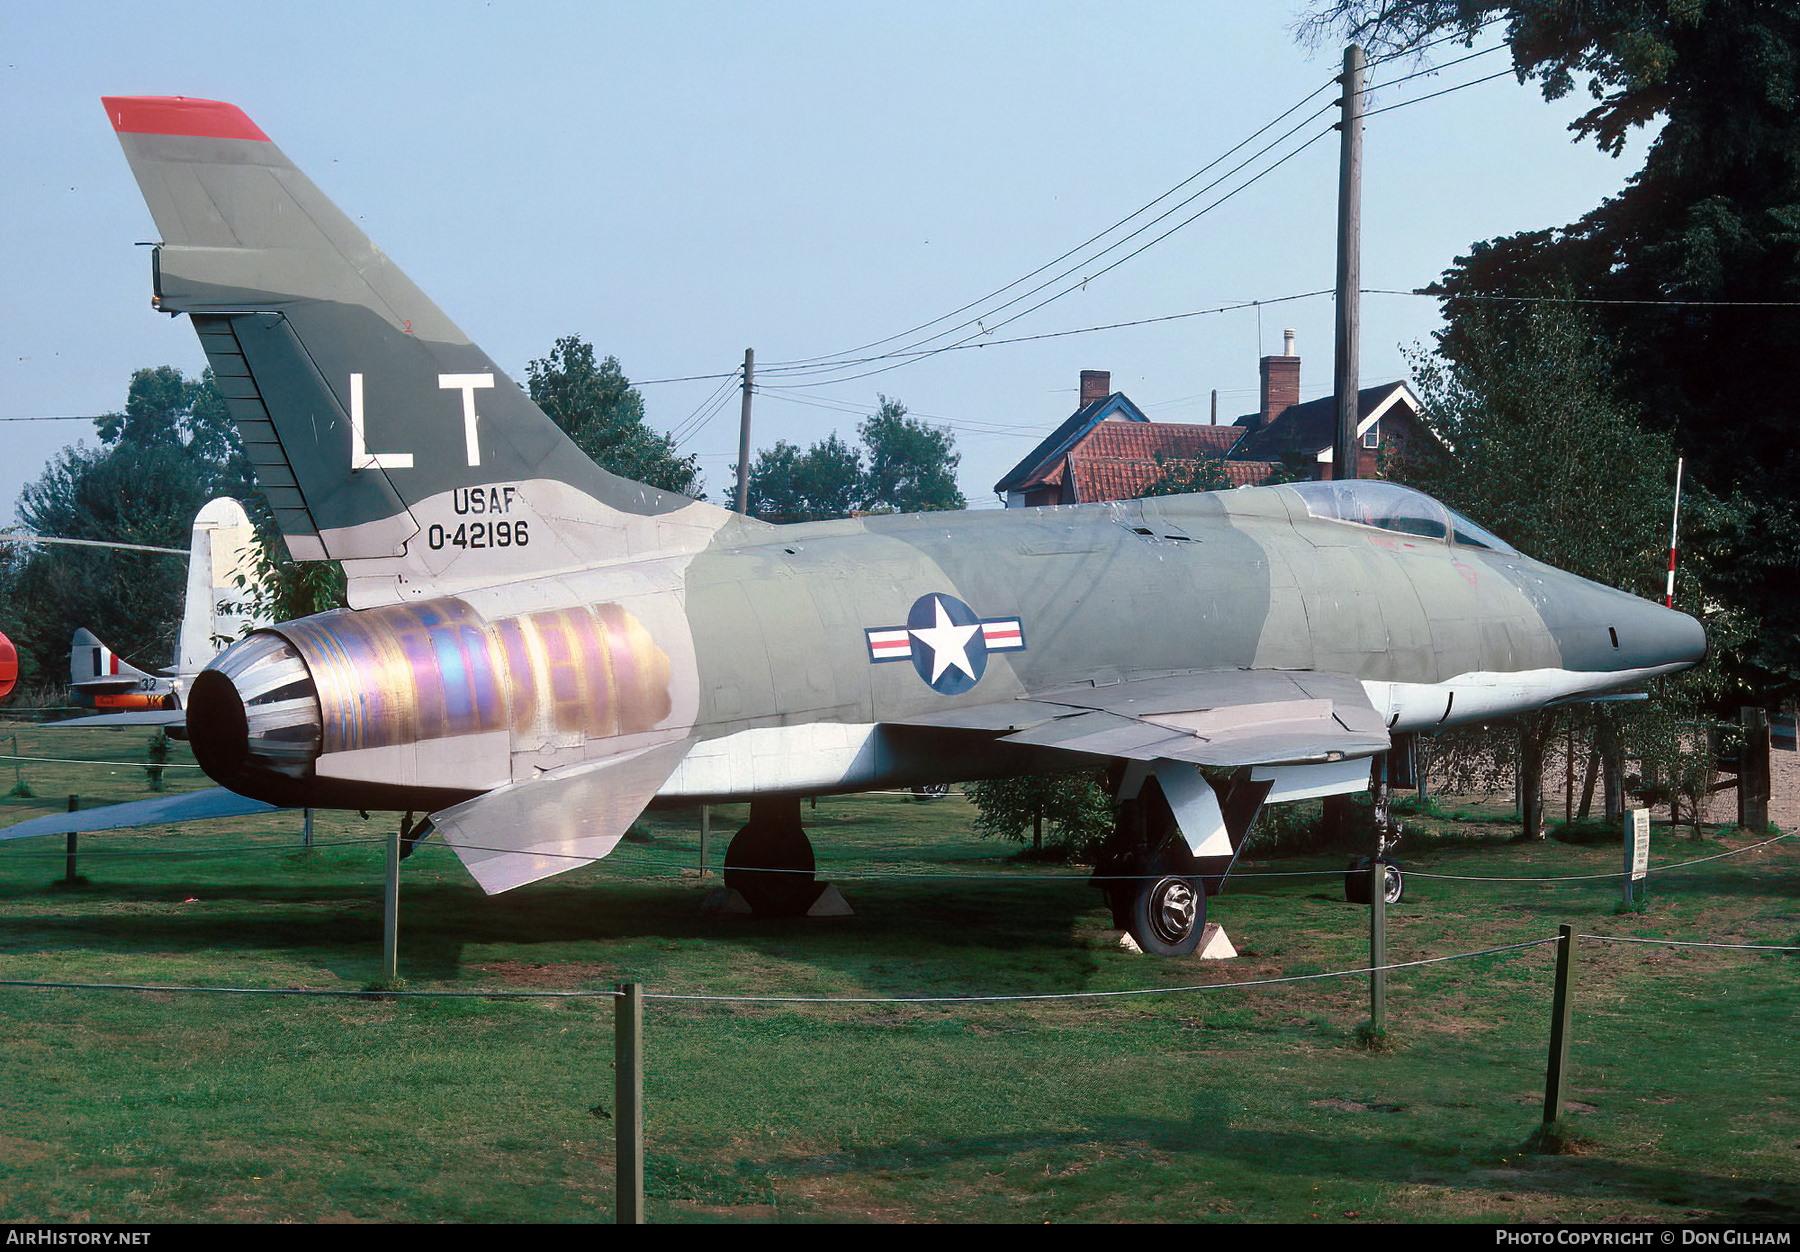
[759,72,1346,377]
[1361,66,1520,118]
[762,124,1339,391]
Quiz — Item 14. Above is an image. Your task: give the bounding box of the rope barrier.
[0,836,387,859]
[0,754,204,769]
[0,935,1559,1005]
[1577,933,1800,953]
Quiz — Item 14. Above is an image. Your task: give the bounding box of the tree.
[526,336,701,497]
[0,365,265,685]
[1137,451,1231,497]
[1301,1,1800,696]
[745,434,862,523]
[964,770,1117,860]
[743,396,965,524]
[857,396,965,514]
[1398,300,1743,836]
[235,498,348,625]
[96,365,253,499]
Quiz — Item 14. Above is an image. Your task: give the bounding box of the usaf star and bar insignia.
[865,593,1026,695]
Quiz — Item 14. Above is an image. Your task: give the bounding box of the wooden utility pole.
[734,349,754,514]
[1332,44,1365,483]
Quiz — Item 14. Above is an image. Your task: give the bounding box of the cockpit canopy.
[1284,480,1516,553]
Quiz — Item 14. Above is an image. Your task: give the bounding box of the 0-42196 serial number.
[426,520,531,550]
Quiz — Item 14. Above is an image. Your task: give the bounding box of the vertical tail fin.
[176,497,268,676]
[69,627,156,690]
[104,97,733,607]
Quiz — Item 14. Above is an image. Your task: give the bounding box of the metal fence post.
[1369,860,1386,1032]
[616,982,644,1224]
[382,825,400,983]
[1543,924,1576,1125]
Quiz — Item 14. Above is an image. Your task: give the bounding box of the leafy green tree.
[743,396,965,523]
[235,499,348,625]
[858,396,965,514]
[964,769,1117,861]
[97,366,252,499]
[745,433,863,523]
[526,336,701,497]
[7,441,208,681]
[1302,0,1800,696]
[1137,451,1231,497]
[0,365,259,683]
[1400,300,1745,835]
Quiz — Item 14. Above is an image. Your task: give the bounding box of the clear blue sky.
[1,2,1655,522]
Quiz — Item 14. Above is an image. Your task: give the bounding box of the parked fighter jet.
[97,96,1705,954]
[62,497,267,727]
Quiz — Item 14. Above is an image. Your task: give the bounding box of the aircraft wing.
[431,739,694,895]
[0,787,283,841]
[898,669,1391,768]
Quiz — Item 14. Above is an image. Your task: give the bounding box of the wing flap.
[431,740,692,894]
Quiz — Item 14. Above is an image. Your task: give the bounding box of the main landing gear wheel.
[1128,870,1208,957]
[723,797,824,917]
[1093,782,1210,956]
[1344,857,1404,905]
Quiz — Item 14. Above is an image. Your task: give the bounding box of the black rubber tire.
[1345,857,1404,905]
[1125,871,1207,957]
[723,807,821,917]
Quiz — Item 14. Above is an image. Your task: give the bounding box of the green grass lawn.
[2,721,1797,1223]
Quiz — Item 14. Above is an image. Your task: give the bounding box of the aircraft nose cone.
[1594,592,1706,674]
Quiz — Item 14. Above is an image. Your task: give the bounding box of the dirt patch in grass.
[0,1135,54,1166]
[467,960,618,989]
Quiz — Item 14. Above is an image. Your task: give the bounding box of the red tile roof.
[1058,422,1255,501]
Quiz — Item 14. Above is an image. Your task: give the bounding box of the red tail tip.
[102,96,269,142]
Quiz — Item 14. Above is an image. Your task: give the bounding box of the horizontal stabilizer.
[432,740,692,894]
[0,788,282,841]
[45,711,186,730]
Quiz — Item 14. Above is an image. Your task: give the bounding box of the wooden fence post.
[616,982,644,1224]
[1739,707,1771,833]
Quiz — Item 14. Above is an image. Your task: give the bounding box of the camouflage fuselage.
[190,482,1702,812]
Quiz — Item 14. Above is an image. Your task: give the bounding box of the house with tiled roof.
[1225,330,1438,478]
[996,334,1441,508]
[995,371,1278,507]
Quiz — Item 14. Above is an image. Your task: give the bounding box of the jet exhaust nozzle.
[187,632,323,788]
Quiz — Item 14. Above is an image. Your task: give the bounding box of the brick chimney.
[1079,369,1111,408]
[1257,329,1299,428]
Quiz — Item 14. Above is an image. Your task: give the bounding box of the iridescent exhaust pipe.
[186,597,675,812]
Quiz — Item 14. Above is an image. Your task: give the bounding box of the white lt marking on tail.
[349,374,414,469]
[439,374,495,467]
